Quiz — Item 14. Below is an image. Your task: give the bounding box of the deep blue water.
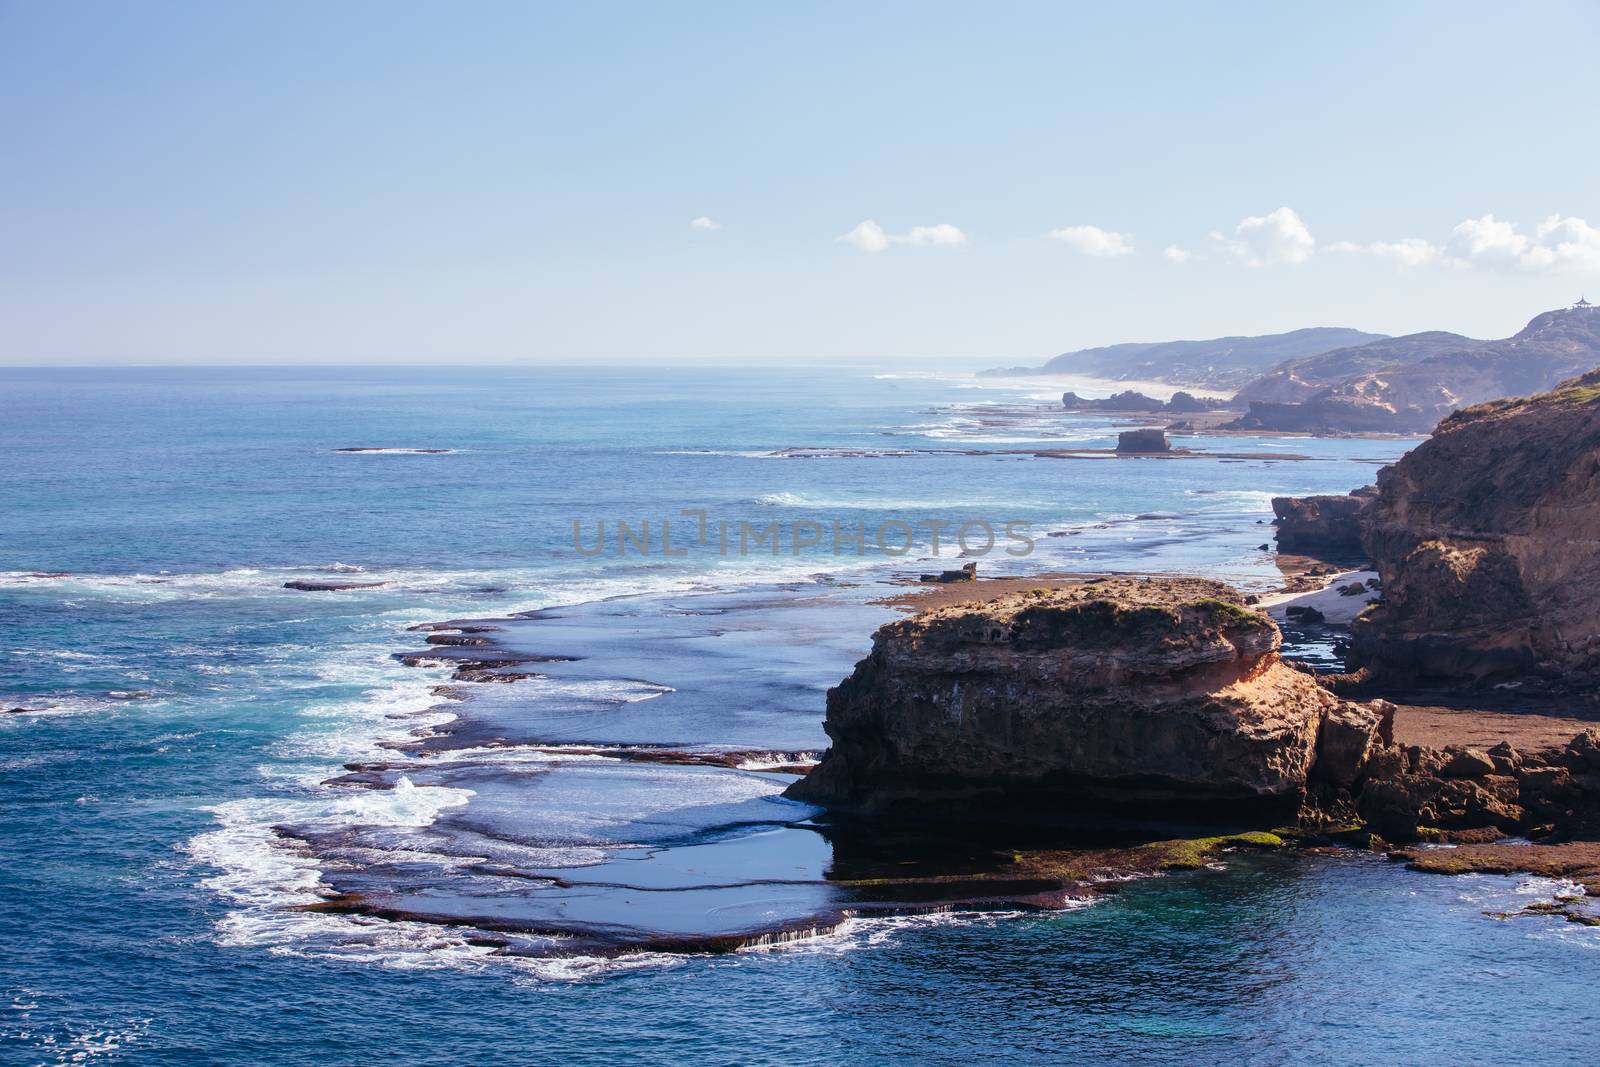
[3,367,1598,1065]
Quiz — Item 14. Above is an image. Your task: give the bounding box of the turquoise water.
[3,367,1597,1064]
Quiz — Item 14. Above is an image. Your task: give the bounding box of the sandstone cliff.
[1271,487,1376,557]
[1349,369,1600,685]
[789,575,1600,845]
[785,578,1346,823]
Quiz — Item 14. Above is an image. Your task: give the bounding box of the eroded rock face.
[1062,390,1228,414]
[1271,487,1376,557]
[786,575,1600,844]
[1116,429,1170,453]
[1062,390,1165,412]
[1350,370,1600,685]
[1334,730,1600,843]
[785,578,1347,823]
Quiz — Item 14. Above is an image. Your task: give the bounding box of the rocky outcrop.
[1062,389,1164,411]
[785,578,1353,824]
[1116,429,1170,453]
[1271,487,1376,557]
[1164,391,1224,413]
[787,574,1600,847]
[1349,369,1600,686]
[1224,306,1600,434]
[1331,730,1600,843]
[920,562,977,583]
[1062,390,1228,414]
[1227,397,1421,434]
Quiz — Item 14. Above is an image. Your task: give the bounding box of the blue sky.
[2,1,1598,365]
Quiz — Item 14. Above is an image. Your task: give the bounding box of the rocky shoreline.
[777,370,1600,916]
[324,563,1595,956]
[282,371,1600,957]
[282,600,1310,956]
[786,574,1600,844]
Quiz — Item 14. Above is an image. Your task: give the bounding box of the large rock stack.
[1271,487,1376,556]
[786,574,1600,843]
[786,578,1346,824]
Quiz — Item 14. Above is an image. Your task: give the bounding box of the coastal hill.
[1227,304,1600,433]
[986,303,1600,438]
[1234,331,1487,404]
[981,327,1386,390]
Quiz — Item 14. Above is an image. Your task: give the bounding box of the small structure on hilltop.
[1575,295,1595,311]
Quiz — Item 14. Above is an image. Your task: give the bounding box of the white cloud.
[1446,214,1600,273]
[1446,214,1527,270]
[1326,238,1439,267]
[689,216,721,231]
[1046,224,1133,257]
[1217,206,1315,266]
[838,220,965,253]
[1529,215,1600,272]
[901,223,967,247]
[1163,244,1196,264]
[839,220,891,253]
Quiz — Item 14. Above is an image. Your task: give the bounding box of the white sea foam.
[1183,488,1277,511]
[0,693,161,720]
[0,557,890,618]
[752,490,1044,511]
[9,1017,153,1064]
[740,905,1089,961]
[60,514,1128,974]
[187,772,477,951]
[651,449,778,458]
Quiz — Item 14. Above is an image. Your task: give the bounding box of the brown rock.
[1357,773,1523,840]
[1441,747,1497,778]
[1285,605,1325,624]
[1371,699,1397,746]
[1486,741,1523,774]
[785,577,1348,825]
[1115,429,1170,454]
[1312,702,1380,788]
[1360,744,1408,781]
[1563,729,1600,772]
[1408,745,1448,776]
[1350,369,1600,686]
[1271,490,1374,557]
[1393,840,1600,880]
[919,562,978,583]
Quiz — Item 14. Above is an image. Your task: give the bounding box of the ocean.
[3,366,1598,1065]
